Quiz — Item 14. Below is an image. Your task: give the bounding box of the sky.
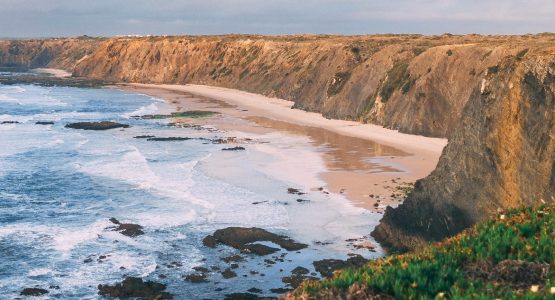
[0,0,553,37]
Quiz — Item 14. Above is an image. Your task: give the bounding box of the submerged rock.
[20,288,49,296]
[133,111,217,119]
[109,217,144,237]
[35,121,55,125]
[224,293,276,300]
[184,273,208,283]
[65,121,129,130]
[282,266,317,288]
[221,255,245,263]
[1,121,20,124]
[97,277,172,299]
[203,227,307,256]
[222,146,246,151]
[248,287,262,293]
[313,254,369,278]
[287,188,305,195]
[146,137,192,141]
[133,135,155,139]
[270,287,292,294]
[222,268,237,279]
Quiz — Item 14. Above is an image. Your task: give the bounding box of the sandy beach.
[119,83,447,210]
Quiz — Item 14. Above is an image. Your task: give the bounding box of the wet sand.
[117,84,447,210]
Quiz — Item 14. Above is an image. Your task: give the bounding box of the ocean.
[0,77,381,298]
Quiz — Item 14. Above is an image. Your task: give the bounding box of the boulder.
[65,121,129,130]
[97,277,172,299]
[20,288,49,296]
[202,227,307,256]
[313,254,369,278]
[109,217,144,237]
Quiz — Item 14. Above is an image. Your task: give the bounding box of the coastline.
[31,68,72,78]
[118,83,447,210]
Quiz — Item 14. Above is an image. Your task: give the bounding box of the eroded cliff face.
[0,37,102,70]
[70,35,539,138]
[372,53,555,251]
[2,34,545,138]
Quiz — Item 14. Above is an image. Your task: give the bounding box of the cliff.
[1,34,555,250]
[372,51,555,251]
[1,34,546,138]
[0,37,102,70]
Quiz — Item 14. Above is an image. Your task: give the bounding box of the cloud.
[0,0,553,37]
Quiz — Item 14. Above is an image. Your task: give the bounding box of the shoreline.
[118,83,447,210]
[131,84,447,154]
[31,68,72,78]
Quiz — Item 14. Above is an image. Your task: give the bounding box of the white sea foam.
[252,131,327,190]
[122,103,159,118]
[58,251,159,291]
[133,209,197,228]
[30,111,103,122]
[28,268,59,277]
[0,93,66,106]
[0,114,34,123]
[52,220,112,255]
[0,191,33,202]
[0,94,20,103]
[0,223,52,239]
[80,148,161,190]
[77,146,213,209]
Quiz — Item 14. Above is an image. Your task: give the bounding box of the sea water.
[0,81,382,298]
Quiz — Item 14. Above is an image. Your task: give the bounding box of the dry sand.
[120,83,448,210]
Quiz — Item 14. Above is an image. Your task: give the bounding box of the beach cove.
[0,68,445,298]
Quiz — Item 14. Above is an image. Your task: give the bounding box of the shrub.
[327,72,351,96]
[295,204,555,299]
[516,49,529,61]
[379,61,413,101]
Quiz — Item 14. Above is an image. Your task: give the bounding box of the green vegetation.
[295,205,555,299]
[516,49,530,61]
[379,61,414,102]
[446,49,453,56]
[488,65,500,74]
[412,46,429,56]
[137,111,217,119]
[481,50,493,61]
[327,72,351,96]
[241,47,261,67]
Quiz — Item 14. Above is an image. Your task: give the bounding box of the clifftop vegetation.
[292,204,555,299]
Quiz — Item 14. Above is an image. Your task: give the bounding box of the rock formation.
[373,53,555,251]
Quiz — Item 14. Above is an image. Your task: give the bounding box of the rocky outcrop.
[97,277,172,299]
[65,121,129,130]
[373,53,555,251]
[203,227,307,255]
[109,217,144,237]
[20,288,49,296]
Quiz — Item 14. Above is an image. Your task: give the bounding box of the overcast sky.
[0,0,553,37]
